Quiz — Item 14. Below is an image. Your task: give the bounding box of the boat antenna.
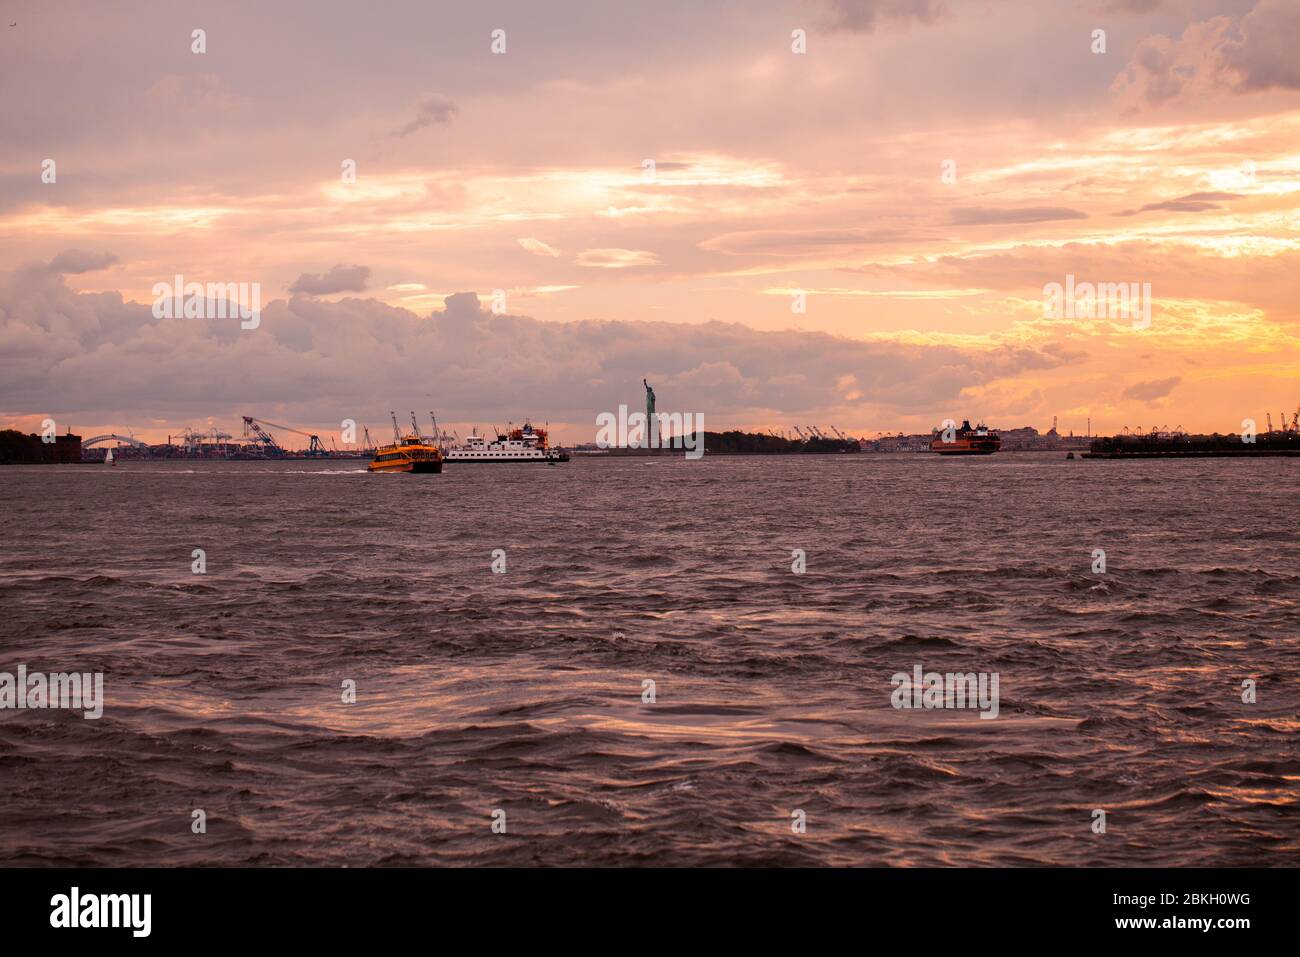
[390,411,401,444]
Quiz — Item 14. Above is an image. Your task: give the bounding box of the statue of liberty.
[643,378,657,449]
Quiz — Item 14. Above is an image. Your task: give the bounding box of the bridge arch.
[82,434,148,448]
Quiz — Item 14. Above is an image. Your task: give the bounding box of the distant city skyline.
[2,0,1297,441]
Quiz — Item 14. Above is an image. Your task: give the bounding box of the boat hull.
[930,439,1000,455]
[368,436,444,473]
[443,453,569,464]
[368,459,442,473]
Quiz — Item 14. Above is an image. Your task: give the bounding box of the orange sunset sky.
[1,0,1297,445]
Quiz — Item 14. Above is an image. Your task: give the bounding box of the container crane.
[242,417,282,454]
[242,416,326,456]
[428,411,445,450]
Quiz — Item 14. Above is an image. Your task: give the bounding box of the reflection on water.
[0,454,1296,866]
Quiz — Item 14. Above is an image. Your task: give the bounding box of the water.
[1,454,1296,866]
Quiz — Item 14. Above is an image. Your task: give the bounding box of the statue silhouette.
[644,379,657,448]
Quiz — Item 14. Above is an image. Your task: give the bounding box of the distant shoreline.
[1083,450,1299,458]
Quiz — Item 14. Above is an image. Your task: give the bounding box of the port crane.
[427,411,447,450]
[242,415,327,456]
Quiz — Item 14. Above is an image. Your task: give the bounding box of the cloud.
[0,268,1074,431]
[817,0,948,33]
[1223,0,1300,92]
[1102,0,1165,12]
[518,238,561,257]
[574,248,660,269]
[144,74,246,113]
[47,249,118,274]
[1111,1,1300,110]
[1110,17,1236,109]
[391,95,458,137]
[288,264,371,295]
[843,240,1300,324]
[700,228,932,257]
[949,207,1089,226]
[1116,191,1241,216]
[1122,376,1181,401]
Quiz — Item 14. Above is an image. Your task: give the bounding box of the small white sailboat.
[105,447,115,466]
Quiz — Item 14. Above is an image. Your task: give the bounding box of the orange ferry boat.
[368,412,444,473]
[931,419,1000,455]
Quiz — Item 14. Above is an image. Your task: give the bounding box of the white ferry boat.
[443,421,569,463]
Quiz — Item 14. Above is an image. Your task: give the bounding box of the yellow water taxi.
[368,412,444,473]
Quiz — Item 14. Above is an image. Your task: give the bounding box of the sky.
[1,0,1297,445]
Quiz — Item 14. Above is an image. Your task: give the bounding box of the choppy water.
[0,454,1296,866]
